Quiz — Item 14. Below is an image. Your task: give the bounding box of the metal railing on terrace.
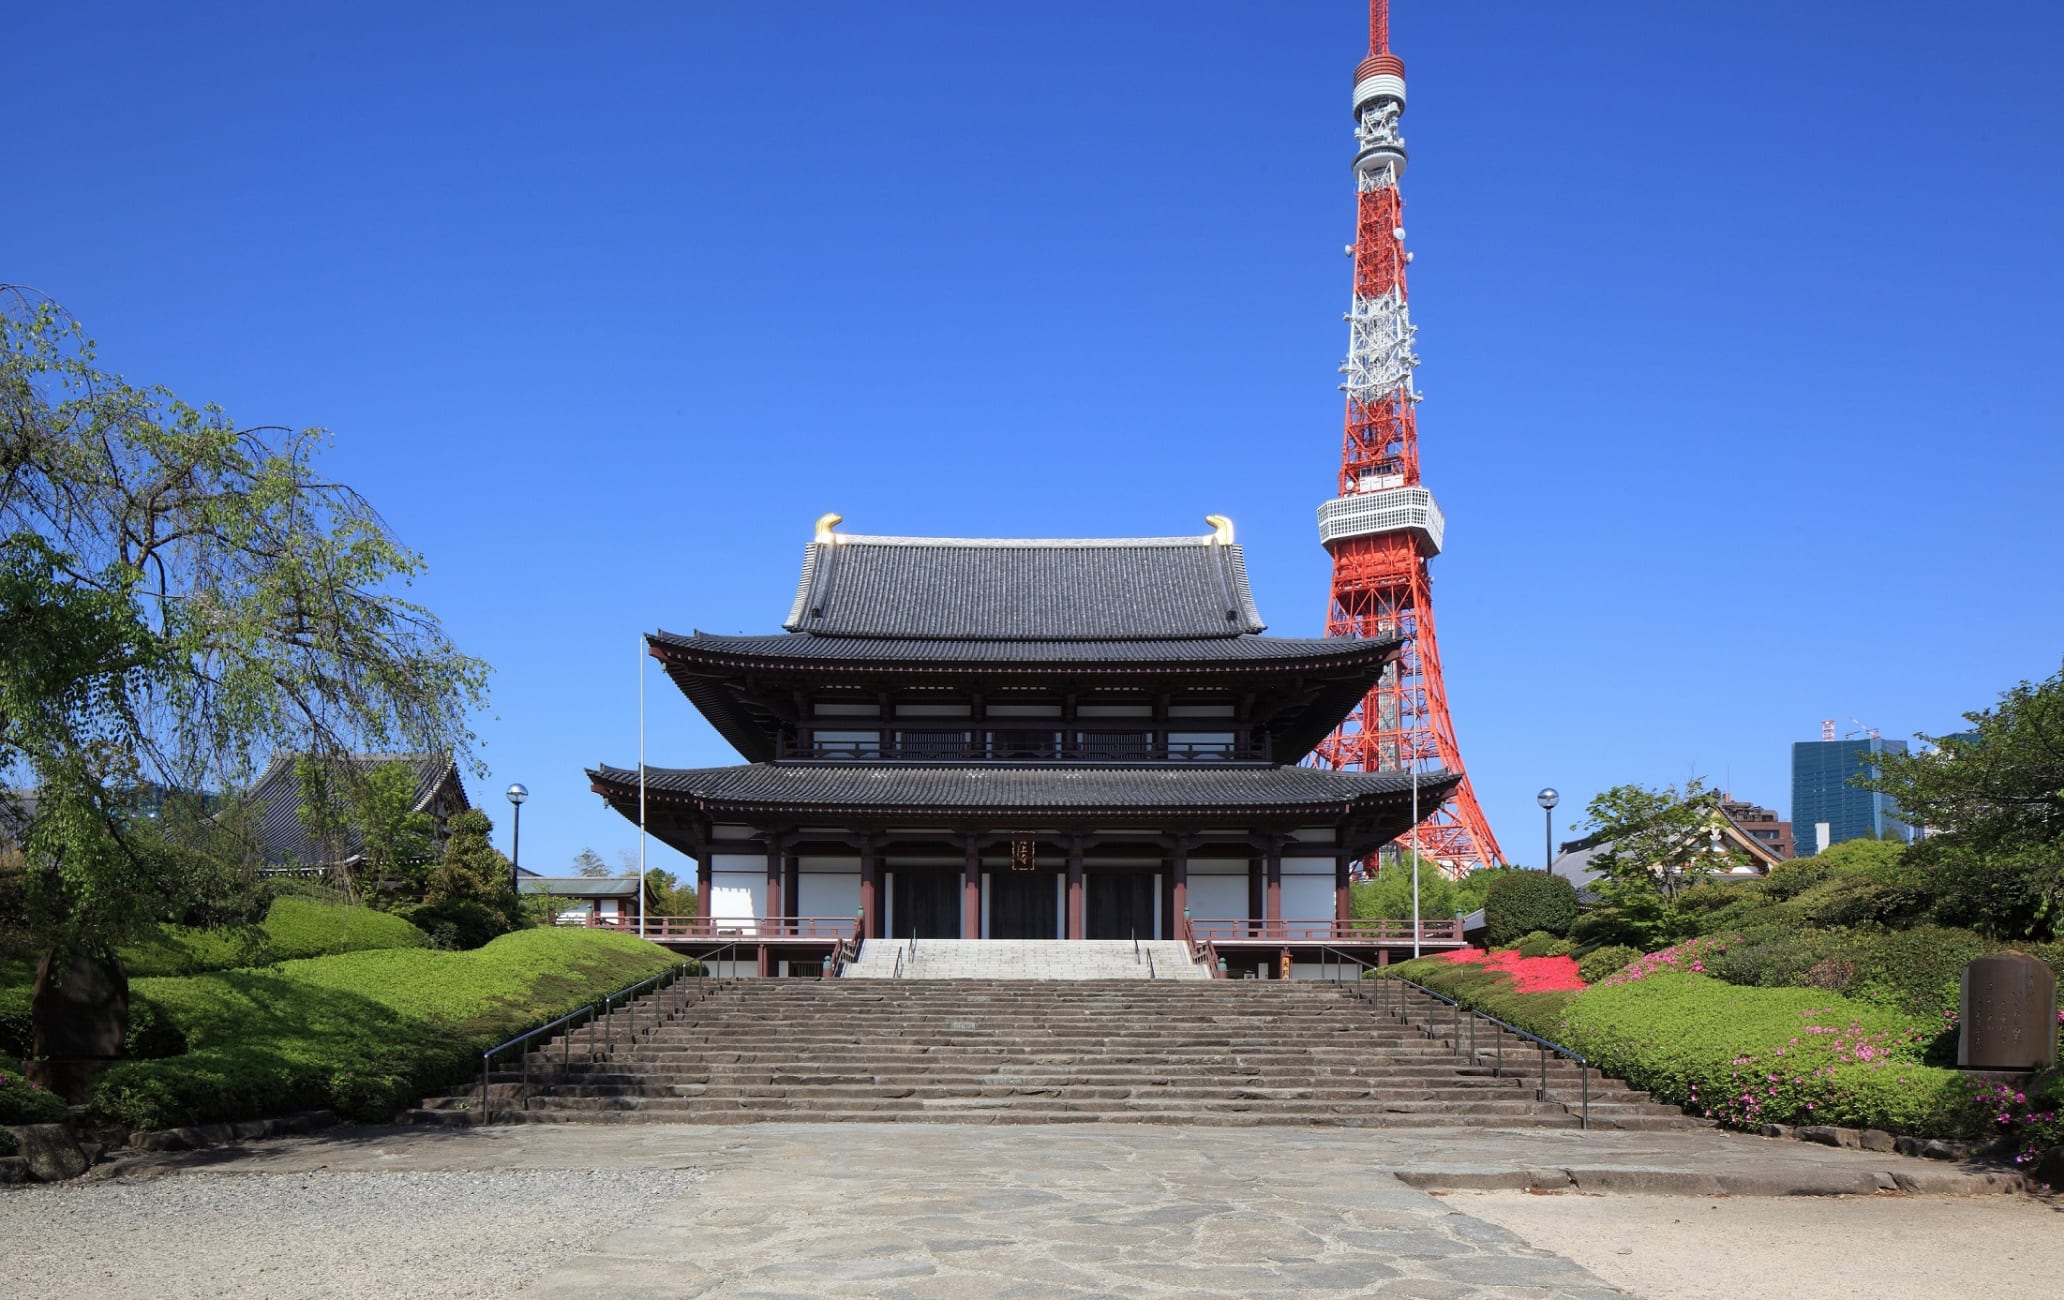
[576,914,859,942]
[1186,918,1465,944]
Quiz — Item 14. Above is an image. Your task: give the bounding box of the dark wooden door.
[891,870,962,939]
[989,870,1058,939]
[1086,871,1157,940]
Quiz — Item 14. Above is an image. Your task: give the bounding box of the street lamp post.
[506,782,529,900]
[1536,788,1560,875]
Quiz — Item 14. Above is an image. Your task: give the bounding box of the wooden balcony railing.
[1186,918,1466,944]
[578,914,858,942]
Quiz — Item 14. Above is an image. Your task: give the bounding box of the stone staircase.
[840,938,1208,980]
[409,976,1698,1130]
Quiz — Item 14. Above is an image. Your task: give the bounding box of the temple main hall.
[587,515,1460,976]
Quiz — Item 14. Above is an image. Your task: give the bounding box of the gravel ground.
[0,1168,704,1299]
[1451,1189,2064,1300]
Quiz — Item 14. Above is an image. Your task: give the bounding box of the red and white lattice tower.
[1311,0,1504,873]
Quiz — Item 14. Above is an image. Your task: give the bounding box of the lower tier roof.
[589,764,1458,852]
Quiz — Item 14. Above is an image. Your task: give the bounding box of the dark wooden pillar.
[1335,852,1352,926]
[1247,852,1263,937]
[1170,841,1189,938]
[859,839,879,940]
[1265,844,1282,934]
[764,837,782,931]
[696,852,713,930]
[962,838,981,939]
[1066,838,1084,940]
[783,848,801,931]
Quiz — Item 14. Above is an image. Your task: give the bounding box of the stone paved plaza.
[1,1122,2040,1299]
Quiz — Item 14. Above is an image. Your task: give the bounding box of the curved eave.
[646,630,1404,764]
[649,628,1404,674]
[589,764,1460,855]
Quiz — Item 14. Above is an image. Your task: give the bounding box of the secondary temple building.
[587,515,1459,973]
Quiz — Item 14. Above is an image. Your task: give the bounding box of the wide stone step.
[420,974,1701,1133]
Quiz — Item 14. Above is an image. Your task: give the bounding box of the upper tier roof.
[783,532,1266,641]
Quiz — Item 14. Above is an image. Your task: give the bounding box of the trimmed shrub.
[1762,857,1836,901]
[121,897,428,978]
[1484,872,1578,946]
[0,1056,67,1126]
[1513,931,1576,959]
[1556,970,1974,1135]
[1378,954,1578,1040]
[88,928,680,1131]
[1577,944,1640,985]
[399,899,504,951]
[0,987,28,1058]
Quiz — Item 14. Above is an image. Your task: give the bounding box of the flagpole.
[638,633,647,939]
[1410,761,1420,960]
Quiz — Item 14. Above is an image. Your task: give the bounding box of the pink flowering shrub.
[1556,967,1976,1135]
[1438,947,1586,994]
[1595,935,1734,987]
[1974,1064,2064,1178]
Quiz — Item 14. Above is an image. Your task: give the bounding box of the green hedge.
[1484,872,1578,946]
[1577,944,1641,984]
[88,928,682,1132]
[0,1052,67,1127]
[1557,971,1975,1134]
[1381,954,1987,1137]
[120,897,428,977]
[1375,955,1577,1040]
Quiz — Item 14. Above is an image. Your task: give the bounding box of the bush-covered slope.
[119,896,429,977]
[89,928,682,1131]
[1381,949,1983,1137]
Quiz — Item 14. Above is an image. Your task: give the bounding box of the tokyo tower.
[1312,0,1505,872]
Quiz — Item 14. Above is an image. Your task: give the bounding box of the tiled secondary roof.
[590,762,1456,815]
[653,629,1395,666]
[235,752,467,869]
[781,534,1266,640]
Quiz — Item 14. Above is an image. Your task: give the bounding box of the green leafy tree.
[1584,778,1749,905]
[346,761,436,898]
[423,809,514,914]
[0,291,486,1090]
[1351,852,1454,921]
[572,848,609,878]
[1864,662,2064,939]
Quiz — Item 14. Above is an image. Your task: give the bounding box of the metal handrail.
[892,942,906,980]
[1147,950,1156,979]
[476,958,704,1122]
[1375,974,1591,1130]
[1313,943,1381,984]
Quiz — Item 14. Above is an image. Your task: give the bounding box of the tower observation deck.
[1311,1,1505,873]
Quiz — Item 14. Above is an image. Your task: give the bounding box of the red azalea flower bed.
[1439,947,1586,993]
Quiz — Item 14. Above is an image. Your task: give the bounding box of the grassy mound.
[89,928,683,1131]
[119,895,429,977]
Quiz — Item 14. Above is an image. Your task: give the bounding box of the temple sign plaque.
[1958,952,2059,1071]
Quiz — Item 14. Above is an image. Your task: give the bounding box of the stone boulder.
[4,1123,89,1182]
[25,946,130,1103]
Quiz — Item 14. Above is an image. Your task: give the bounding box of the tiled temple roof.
[590,761,1457,817]
[782,533,1266,640]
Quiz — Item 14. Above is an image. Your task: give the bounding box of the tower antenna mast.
[1313,0,1505,873]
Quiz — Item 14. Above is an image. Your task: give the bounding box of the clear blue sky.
[10,2,2061,875]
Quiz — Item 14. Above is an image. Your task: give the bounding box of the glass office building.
[1790,737,1910,856]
